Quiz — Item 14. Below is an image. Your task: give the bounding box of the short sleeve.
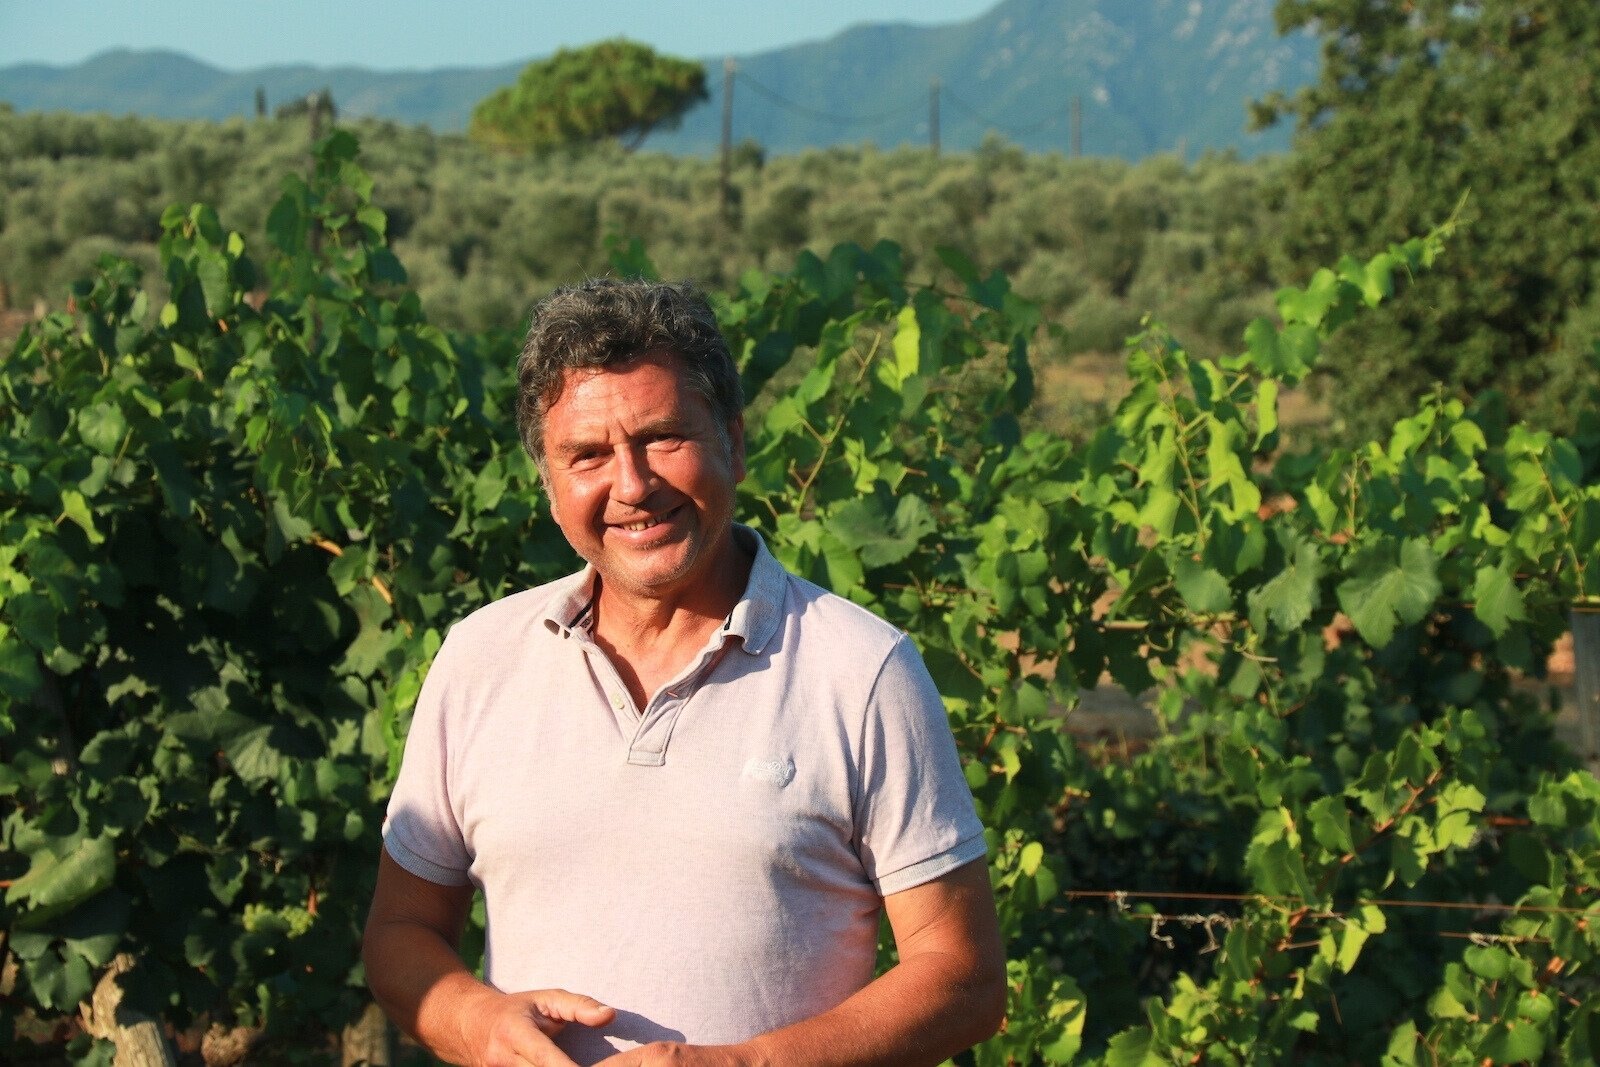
[382,632,473,887]
[853,635,987,896]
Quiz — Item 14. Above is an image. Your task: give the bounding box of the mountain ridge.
[0,0,1316,159]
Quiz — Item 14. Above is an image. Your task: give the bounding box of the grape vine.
[2,133,1597,1064]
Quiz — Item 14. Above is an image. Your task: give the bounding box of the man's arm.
[602,857,1006,1067]
[363,849,617,1067]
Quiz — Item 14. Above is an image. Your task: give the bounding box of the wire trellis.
[1062,888,1596,949]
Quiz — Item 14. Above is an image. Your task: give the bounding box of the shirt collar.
[540,524,784,656]
[540,568,601,641]
[723,525,784,656]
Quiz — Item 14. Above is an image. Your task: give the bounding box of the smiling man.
[363,278,1004,1066]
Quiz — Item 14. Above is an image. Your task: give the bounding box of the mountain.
[0,0,1317,159]
[656,0,1317,157]
[0,48,523,131]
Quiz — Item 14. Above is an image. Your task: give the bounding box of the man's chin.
[599,549,700,597]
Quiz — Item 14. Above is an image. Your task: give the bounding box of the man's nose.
[612,444,657,503]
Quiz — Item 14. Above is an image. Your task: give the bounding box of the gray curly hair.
[515,278,743,469]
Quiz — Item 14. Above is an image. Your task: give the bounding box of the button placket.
[625,642,728,766]
[578,643,640,734]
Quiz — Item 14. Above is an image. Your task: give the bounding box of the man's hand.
[364,852,617,1066]
[468,988,617,1067]
[598,1042,748,1066]
[601,860,1003,1067]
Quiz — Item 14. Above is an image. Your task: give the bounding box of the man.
[363,278,1005,1066]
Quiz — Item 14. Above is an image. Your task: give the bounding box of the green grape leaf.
[1307,796,1354,853]
[1256,379,1279,446]
[1247,536,1322,632]
[1038,974,1086,1062]
[1104,1027,1162,1067]
[58,489,105,545]
[1471,564,1527,637]
[1381,1021,1420,1066]
[1433,782,1485,850]
[1463,944,1512,980]
[1174,558,1232,615]
[1481,1022,1545,1064]
[1336,904,1385,972]
[26,949,95,1012]
[7,836,115,912]
[58,890,131,967]
[827,493,935,568]
[893,303,921,383]
[77,402,128,455]
[1337,539,1441,647]
[1517,990,1555,1025]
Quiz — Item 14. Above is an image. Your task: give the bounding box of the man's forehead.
[562,347,685,385]
[544,351,715,437]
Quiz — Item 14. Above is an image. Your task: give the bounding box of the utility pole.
[720,58,735,223]
[255,86,266,119]
[1071,95,1082,158]
[930,77,941,157]
[308,90,328,255]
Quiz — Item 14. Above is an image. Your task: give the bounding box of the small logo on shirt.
[742,756,795,787]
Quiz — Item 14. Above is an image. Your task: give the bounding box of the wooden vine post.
[80,954,177,1067]
[341,1001,394,1066]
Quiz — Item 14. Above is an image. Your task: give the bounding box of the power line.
[724,72,1070,147]
[941,86,1061,138]
[733,70,924,128]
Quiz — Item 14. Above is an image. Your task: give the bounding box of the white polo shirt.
[383,526,986,1063]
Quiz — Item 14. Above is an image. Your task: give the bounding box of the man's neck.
[589,534,754,708]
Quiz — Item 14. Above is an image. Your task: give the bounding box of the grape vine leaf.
[77,403,127,455]
[1471,564,1527,637]
[1336,540,1441,647]
[6,836,115,912]
[1104,1028,1161,1067]
[1481,1021,1545,1064]
[1307,796,1354,853]
[1382,1021,1420,1066]
[1247,536,1322,633]
[827,493,935,568]
[1174,558,1231,614]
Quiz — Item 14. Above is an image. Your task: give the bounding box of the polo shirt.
[382,526,986,1063]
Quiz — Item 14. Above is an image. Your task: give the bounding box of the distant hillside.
[0,0,1316,158]
[658,0,1317,158]
[0,48,522,131]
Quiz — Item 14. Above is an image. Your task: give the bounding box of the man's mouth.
[614,505,679,533]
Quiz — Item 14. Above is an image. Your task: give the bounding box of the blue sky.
[0,1,1000,70]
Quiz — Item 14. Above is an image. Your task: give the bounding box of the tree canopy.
[469,39,708,153]
[1259,0,1600,435]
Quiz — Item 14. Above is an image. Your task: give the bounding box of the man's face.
[540,349,745,602]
